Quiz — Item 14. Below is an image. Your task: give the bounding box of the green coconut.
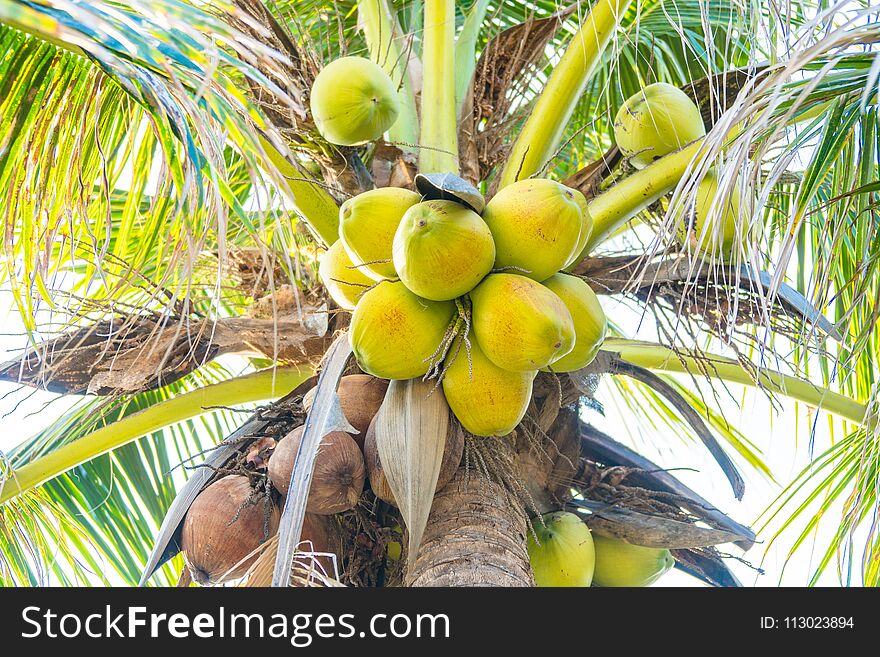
[482,178,587,282]
[442,336,535,437]
[592,534,675,587]
[350,281,455,379]
[318,240,374,310]
[310,56,400,146]
[339,187,421,280]
[541,274,607,372]
[679,172,753,262]
[527,512,595,587]
[614,82,706,169]
[470,273,575,372]
[393,200,495,301]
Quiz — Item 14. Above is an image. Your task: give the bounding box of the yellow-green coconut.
[680,172,753,262]
[527,512,595,587]
[393,200,495,301]
[470,273,574,372]
[592,534,675,587]
[482,178,587,282]
[318,240,374,310]
[614,82,706,169]
[542,274,607,372]
[442,336,535,437]
[339,187,421,280]
[350,281,455,379]
[310,56,400,146]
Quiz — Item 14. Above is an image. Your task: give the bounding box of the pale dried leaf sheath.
[272,333,354,587]
[375,379,449,564]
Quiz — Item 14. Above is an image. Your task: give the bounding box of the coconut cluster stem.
[497,0,634,188]
[0,367,314,505]
[259,136,340,247]
[420,0,459,173]
[454,0,492,114]
[604,338,871,427]
[568,139,704,265]
[358,0,420,148]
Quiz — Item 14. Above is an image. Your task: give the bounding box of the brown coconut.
[303,374,389,447]
[268,425,366,514]
[181,475,280,585]
[364,416,464,506]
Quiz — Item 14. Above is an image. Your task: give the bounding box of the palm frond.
[0,360,304,586]
[0,0,304,336]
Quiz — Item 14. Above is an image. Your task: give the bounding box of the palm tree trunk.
[407,465,534,587]
[406,392,580,587]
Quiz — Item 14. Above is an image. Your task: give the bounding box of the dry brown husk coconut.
[304,374,389,447]
[268,425,366,514]
[364,415,464,506]
[181,475,280,585]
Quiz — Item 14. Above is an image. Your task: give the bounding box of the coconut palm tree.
[1,0,878,587]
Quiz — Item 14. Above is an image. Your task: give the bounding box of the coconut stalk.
[571,139,705,263]
[453,0,492,114]
[259,135,340,246]
[602,338,871,427]
[497,0,633,187]
[420,0,459,173]
[358,0,420,149]
[0,366,313,505]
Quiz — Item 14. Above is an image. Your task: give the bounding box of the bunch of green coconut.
[315,68,607,438]
[321,175,608,438]
[182,60,749,587]
[527,512,675,587]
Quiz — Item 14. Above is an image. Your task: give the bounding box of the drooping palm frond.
[0,0,310,338]
[0,359,311,586]
[619,5,880,581]
[1,362,232,585]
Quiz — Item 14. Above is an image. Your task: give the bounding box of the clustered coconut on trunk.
[181,475,280,585]
[172,32,757,588]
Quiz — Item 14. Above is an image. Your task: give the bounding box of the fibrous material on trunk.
[406,466,534,587]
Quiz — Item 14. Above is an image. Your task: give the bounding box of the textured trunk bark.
[406,390,580,587]
[406,465,535,587]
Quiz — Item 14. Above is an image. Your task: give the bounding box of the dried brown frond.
[0,300,331,395]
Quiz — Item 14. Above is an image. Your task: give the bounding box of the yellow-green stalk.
[454,0,492,114]
[604,338,871,427]
[0,367,314,505]
[259,135,340,247]
[420,0,459,173]
[573,140,703,262]
[358,0,420,148]
[498,0,633,187]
